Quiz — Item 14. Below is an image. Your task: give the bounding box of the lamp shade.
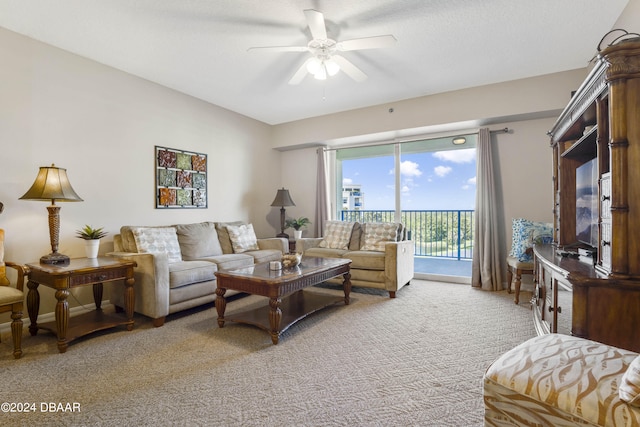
[20,164,83,202]
[270,188,295,207]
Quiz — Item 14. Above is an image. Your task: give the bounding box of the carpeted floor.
[0,280,536,426]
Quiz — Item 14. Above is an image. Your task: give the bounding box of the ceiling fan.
[248,9,396,85]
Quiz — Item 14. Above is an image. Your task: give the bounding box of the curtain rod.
[322,127,510,152]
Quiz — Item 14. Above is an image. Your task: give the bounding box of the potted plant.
[76,225,108,259]
[285,217,311,239]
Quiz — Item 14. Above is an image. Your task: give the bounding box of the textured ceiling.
[0,0,630,125]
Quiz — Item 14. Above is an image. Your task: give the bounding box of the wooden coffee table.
[215,256,351,344]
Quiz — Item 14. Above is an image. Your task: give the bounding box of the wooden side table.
[26,257,136,353]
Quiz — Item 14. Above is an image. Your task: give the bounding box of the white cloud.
[343,178,353,185]
[434,165,452,177]
[432,148,476,163]
[462,185,470,190]
[468,176,476,185]
[402,185,410,194]
[401,160,422,177]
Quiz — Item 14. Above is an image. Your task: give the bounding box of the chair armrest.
[296,237,323,253]
[107,251,171,319]
[5,262,29,292]
[384,240,415,291]
[257,238,288,253]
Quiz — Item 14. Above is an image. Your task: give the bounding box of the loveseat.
[296,220,414,298]
[108,221,287,326]
[484,334,640,426]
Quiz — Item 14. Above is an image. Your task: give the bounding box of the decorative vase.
[85,239,100,259]
[293,230,302,239]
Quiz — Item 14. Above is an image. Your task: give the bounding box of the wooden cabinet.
[533,38,640,352]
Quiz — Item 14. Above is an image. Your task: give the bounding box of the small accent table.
[26,257,136,353]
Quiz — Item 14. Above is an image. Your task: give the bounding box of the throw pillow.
[215,221,245,254]
[509,218,553,262]
[620,356,640,406]
[175,222,223,260]
[361,222,401,251]
[131,227,182,263]
[318,221,356,250]
[226,223,259,253]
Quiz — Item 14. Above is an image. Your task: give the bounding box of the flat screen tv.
[576,158,598,248]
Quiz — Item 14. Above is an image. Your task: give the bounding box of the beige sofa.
[108,221,287,326]
[484,334,640,426]
[296,221,414,298]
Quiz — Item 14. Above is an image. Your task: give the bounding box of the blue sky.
[342,148,477,210]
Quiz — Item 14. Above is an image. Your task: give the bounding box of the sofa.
[484,333,640,426]
[296,220,414,298]
[108,221,287,326]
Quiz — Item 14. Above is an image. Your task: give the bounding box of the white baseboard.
[0,300,113,335]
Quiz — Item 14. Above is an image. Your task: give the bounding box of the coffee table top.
[215,256,350,284]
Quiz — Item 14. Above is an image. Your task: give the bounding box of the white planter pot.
[85,239,100,259]
[293,230,303,239]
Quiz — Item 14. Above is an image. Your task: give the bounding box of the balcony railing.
[340,209,474,260]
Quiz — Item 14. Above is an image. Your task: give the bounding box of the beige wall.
[0,27,282,315]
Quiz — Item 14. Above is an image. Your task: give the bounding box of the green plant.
[75,225,108,240]
[285,217,311,231]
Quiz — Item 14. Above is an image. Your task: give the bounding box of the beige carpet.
[0,280,536,426]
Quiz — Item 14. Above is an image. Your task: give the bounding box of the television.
[576,158,598,248]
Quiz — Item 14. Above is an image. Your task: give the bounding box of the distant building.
[342,184,364,210]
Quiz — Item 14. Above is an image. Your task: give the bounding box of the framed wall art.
[155,146,207,209]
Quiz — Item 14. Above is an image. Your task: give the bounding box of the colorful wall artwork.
[155,146,207,208]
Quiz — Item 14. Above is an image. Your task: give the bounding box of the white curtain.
[472,128,503,290]
[315,147,330,237]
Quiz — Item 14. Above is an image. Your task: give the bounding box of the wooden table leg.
[124,276,135,331]
[93,283,103,310]
[27,280,40,336]
[343,271,352,305]
[268,297,282,345]
[215,287,227,328]
[54,289,70,353]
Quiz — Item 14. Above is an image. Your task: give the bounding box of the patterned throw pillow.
[226,223,259,253]
[131,227,182,263]
[318,221,355,250]
[509,218,553,262]
[361,222,401,251]
[620,356,640,406]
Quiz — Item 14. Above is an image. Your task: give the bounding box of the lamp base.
[276,232,290,239]
[40,252,70,265]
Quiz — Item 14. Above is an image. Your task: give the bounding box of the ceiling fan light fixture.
[306,57,322,74]
[325,59,340,76]
[314,66,327,80]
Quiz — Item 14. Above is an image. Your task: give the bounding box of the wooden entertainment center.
[533,38,640,352]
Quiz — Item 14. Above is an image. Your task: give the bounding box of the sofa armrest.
[296,237,323,253]
[384,240,415,292]
[257,237,288,253]
[107,251,171,320]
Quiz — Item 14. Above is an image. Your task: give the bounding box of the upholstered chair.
[0,229,28,359]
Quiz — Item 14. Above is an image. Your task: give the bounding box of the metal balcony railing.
[340,209,474,260]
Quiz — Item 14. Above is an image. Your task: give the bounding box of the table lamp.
[20,164,83,265]
[271,188,295,239]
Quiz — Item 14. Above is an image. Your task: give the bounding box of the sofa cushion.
[244,249,283,264]
[304,247,349,259]
[360,222,401,251]
[197,253,255,271]
[226,223,260,253]
[175,222,223,260]
[131,227,182,263]
[319,221,356,250]
[348,223,362,251]
[620,355,640,406]
[215,221,245,254]
[168,260,217,289]
[343,250,386,270]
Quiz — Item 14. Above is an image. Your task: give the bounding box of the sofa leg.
[389,291,396,299]
[153,317,166,327]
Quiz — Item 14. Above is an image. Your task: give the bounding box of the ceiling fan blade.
[337,35,397,51]
[288,58,313,85]
[248,46,309,53]
[331,55,367,82]
[304,9,327,40]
